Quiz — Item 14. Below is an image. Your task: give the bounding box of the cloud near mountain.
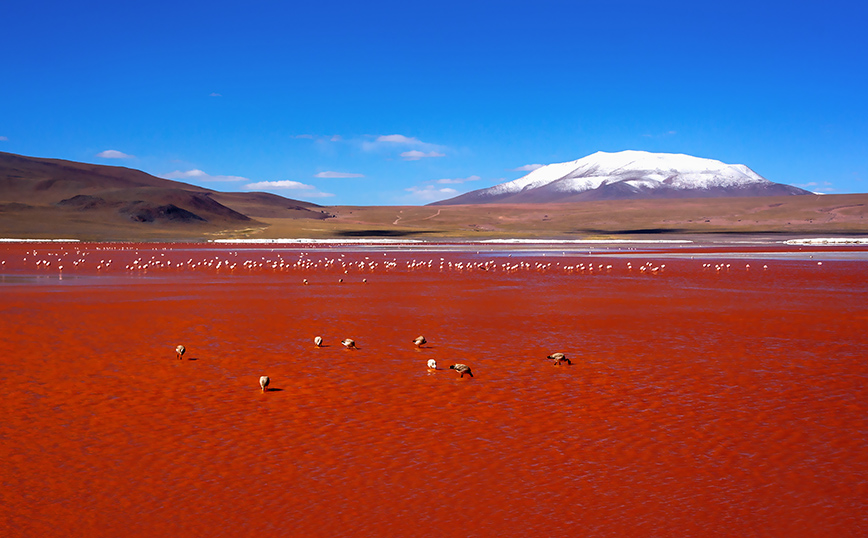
[165,169,249,182]
[96,150,134,159]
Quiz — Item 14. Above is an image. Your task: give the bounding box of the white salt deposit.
[784,238,868,245]
[0,239,80,243]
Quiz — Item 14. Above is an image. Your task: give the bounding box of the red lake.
[1,240,866,536]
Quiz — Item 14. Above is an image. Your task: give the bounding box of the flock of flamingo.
[175,335,573,391]
[6,246,777,280]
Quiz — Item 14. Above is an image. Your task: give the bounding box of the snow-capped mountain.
[431,150,811,205]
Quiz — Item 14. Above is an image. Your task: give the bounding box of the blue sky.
[3,0,866,205]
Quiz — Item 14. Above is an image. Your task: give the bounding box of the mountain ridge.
[432,150,812,205]
[0,151,333,232]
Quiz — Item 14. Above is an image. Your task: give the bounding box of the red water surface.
[2,242,867,537]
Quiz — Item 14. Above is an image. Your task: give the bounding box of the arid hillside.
[0,151,332,240]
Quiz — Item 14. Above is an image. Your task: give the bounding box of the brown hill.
[0,151,332,240]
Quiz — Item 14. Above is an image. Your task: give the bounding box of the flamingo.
[449,364,473,377]
[413,335,427,347]
[176,345,185,360]
[548,352,571,365]
[314,336,323,347]
[427,359,437,370]
[260,376,270,392]
[342,338,358,349]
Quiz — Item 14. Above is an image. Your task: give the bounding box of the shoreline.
[3,235,868,246]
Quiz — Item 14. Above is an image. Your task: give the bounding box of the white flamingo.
[260,376,270,392]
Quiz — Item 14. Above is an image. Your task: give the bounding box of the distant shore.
[1,193,867,242]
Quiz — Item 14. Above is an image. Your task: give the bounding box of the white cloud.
[293,134,315,139]
[401,150,445,161]
[436,175,481,184]
[403,175,484,202]
[376,134,421,144]
[168,169,208,178]
[314,171,365,178]
[245,180,314,190]
[165,169,248,182]
[330,135,342,142]
[512,164,544,172]
[405,185,459,202]
[0,136,8,141]
[96,149,134,159]
[245,180,334,197]
[209,92,222,97]
[360,134,447,158]
[796,181,835,193]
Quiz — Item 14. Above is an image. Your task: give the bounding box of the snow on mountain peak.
[430,150,812,205]
[490,150,768,196]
